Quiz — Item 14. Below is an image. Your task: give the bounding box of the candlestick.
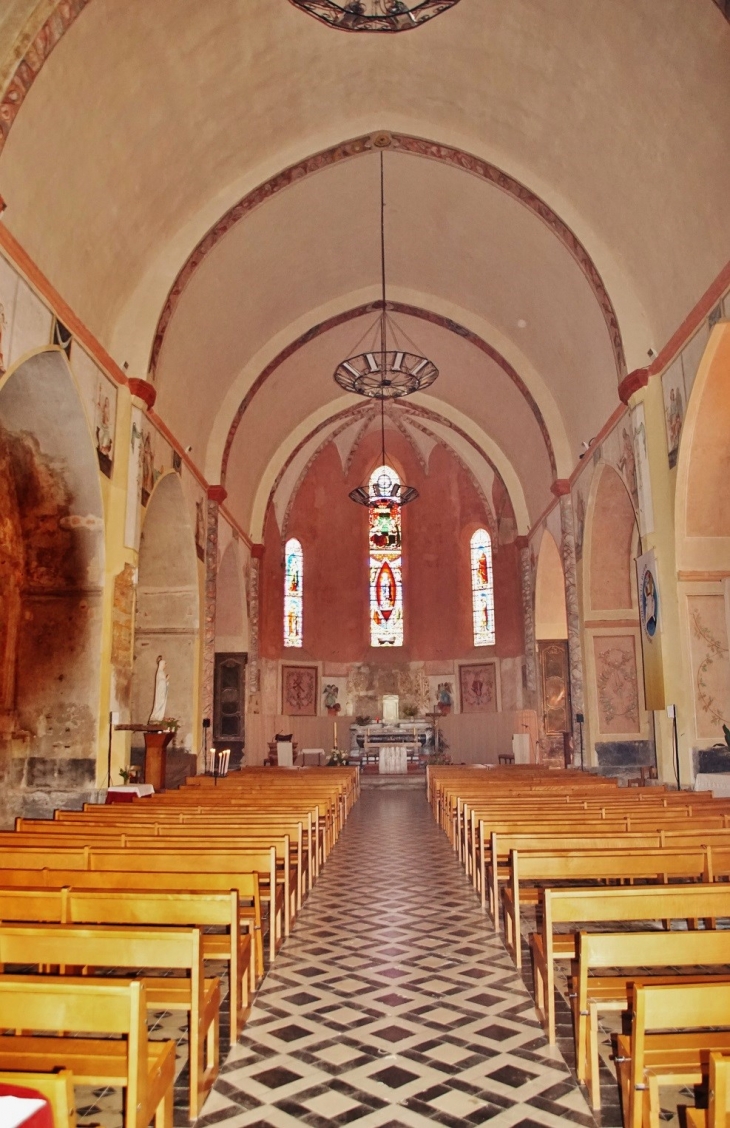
[333,719,337,748]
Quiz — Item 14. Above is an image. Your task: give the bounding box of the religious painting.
[140,430,156,506]
[593,635,641,735]
[284,537,303,647]
[124,406,144,550]
[369,465,404,647]
[662,356,685,469]
[630,402,654,536]
[459,663,497,714]
[282,665,318,716]
[69,340,118,478]
[636,549,665,710]
[687,595,730,738]
[538,641,570,735]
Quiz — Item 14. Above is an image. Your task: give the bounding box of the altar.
[378,745,408,774]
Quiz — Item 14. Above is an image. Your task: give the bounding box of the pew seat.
[0,979,175,1128]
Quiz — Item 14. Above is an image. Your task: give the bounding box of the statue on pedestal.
[149,655,169,725]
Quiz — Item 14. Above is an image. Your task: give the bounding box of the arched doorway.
[132,472,199,781]
[675,322,730,769]
[214,537,249,767]
[534,530,570,763]
[0,349,104,823]
[583,462,650,776]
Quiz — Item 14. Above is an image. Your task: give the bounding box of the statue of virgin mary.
[149,655,169,725]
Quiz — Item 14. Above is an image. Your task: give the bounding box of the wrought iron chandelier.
[348,402,419,507]
[334,153,438,400]
[289,0,461,33]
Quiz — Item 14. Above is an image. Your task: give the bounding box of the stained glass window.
[369,465,403,647]
[284,538,303,647]
[471,528,495,646]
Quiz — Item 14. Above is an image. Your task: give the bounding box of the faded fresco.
[70,341,118,478]
[662,355,685,469]
[688,594,730,737]
[459,663,497,714]
[282,665,318,716]
[592,634,641,734]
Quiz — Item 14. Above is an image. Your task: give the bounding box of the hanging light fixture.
[289,0,461,33]
[348,401,419,506]
[334,152,438,400]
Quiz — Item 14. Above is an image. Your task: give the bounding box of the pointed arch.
[534,530,567,640]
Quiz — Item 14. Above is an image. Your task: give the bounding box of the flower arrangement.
[327,748,350,766]
[162,717,179,733]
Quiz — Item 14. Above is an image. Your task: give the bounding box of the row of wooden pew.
[428,764,730,1128]
[0,766,358,1127]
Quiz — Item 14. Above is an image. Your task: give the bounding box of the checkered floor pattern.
[198,786,597,1128]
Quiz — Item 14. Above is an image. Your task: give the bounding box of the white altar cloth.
[694,773,730,796]
[378,745,407,774]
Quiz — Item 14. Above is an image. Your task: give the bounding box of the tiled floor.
[198,786,597,1128]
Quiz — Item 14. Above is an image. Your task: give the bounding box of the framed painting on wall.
[282,665,318,716]
[459,663,498,714]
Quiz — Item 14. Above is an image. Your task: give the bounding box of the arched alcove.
[132,473,199,764]
[675,323,730,752]
[535,531,568,640]
[583,462,649,775]
[215,540,249,653]
[0,348,104,823]
[533,531,570,763]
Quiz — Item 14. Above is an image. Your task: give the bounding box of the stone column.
[201,486,226,756]
[516,535,537,706]
[553,480,585,766]
[247,544,264,714]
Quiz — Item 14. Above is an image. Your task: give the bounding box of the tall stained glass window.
[284,537,303,647]
[471,528,495,646]
[369,465,404,647]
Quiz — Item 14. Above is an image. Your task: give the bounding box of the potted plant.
[327,748,349,766]
[402,702,419,719]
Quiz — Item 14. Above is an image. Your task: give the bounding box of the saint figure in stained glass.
[369,466,404,646]
[470,528,495,646]
[284,537,303,647]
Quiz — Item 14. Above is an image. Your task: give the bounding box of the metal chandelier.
[289,0,461,34]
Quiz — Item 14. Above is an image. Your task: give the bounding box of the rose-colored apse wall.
[259,431,524,665]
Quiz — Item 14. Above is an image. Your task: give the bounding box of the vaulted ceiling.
[1,0,728,533]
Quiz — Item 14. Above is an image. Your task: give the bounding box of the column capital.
[618,366,650,405]
[515,535,529,551]
[207,485,227,504]
[127,378,157,410]
[550,479,571,498]
[251,543,265,560]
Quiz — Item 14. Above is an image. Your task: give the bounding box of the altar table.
[378,745,407,774]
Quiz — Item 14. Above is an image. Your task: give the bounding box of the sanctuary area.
[0,3,729,1127]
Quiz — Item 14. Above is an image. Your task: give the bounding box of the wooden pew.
[0,923,218,1119]
[685,1053,730,1128]
[0,1070,77,1128]
[616,981,730,1128]
[503,844,710,964]
[0,845,281,966]
[0,868,264,984]
[529,883,730,1045]
[0,979,175,1128]
[0,885,251,1039]
[573,929,730,1108]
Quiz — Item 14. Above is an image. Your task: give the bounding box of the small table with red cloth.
[0,1084,54,1128]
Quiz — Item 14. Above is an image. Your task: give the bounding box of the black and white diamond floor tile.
[201,789,599,1127]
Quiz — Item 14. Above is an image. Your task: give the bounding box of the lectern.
[115,724,174,792]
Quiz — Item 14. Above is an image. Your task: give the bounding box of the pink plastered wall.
[260,431,524,663]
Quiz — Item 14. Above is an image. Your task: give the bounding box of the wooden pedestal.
[144,730,174,792]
